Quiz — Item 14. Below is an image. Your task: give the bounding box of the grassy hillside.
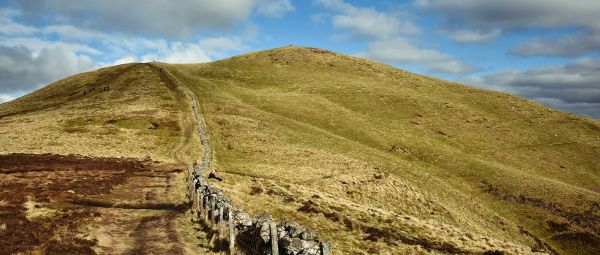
[1,46,598,254]
[0,63,201,163]
[160,46,600,254]
[0,63,211,254]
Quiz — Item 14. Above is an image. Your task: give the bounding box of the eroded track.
[0,153,188,254]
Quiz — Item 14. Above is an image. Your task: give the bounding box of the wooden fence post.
[196,190,202,216]
[270,222,279,255]
[188,179,192,199]
[219,206,224,238]
[198,192,203,218]
[191,187,196,212]
[187,164,192,181]
[204,195,209,224]
[192,181,197,204]
[211,198,217,227]
[320,241,332,255]
[229,208,235,255]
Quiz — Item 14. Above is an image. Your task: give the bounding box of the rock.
[255,213,272,226]
[300,227,317,240]
[289,225,307,238]
[299,240,320,255]
[260,221,271,243]
[282,237,302,255]
[282,220,299,231]
[278,229,288,239]
[282,220,306,238]
[236,212,253,227]
[282,238,320,255]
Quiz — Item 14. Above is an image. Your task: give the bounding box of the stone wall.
[188,162,332,255]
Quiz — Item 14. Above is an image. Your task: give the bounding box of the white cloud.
[416,0,600,30]
[0,45,98,92]
[475,58,600,118]
[0,8,37,35]
[43,25,109,41]
[510,30,600,57]
[331,8,419,39]
[440,28,501,43]
[111,55,137,65]
[316,0,420,39]
[142,42,211,63]
[256,0,294,17]
[417,0,600,55]
[0,93,15,103]
[13,0,293,37]
[199,37,246,57]
[125,37,245,64]
[357,38,475,74]
[315,0,470,74]
[0,37,102,55]
[0,17,38,35]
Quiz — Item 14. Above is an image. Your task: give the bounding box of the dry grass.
[0,63,201,163]
[24,200,61,220]
[161,46,599,255]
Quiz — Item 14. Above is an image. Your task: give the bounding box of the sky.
[0,0,599,119]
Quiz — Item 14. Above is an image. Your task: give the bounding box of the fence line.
[155,64,333,255]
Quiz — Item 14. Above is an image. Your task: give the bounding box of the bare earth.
[0,153,219,255]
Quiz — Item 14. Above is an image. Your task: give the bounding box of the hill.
[1,46,599,254]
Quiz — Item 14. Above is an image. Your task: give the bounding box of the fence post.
[191,181,197,204]
[187,178,191,199]
[229,208,235,255]
[187,164,192,181]
[270,222,279,255]
[198,192,203,219]
[320,241,332,255]
[204,195,209,224]
[219,205,224,238]
[196,189,202,216]
[211,197,217,227]
[192,187,196,212]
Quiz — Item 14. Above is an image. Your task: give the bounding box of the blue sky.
[1,0,599,118]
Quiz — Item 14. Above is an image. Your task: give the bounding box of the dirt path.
[82,166,187,255]
[145,63,213,172]
[79,64,220,255]
[83,64,218,255]
[0,154,190,255]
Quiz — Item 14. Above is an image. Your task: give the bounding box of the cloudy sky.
[1,0,599,119]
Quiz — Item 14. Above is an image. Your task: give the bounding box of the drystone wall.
[187,163,333,255]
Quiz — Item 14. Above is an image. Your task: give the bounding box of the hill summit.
[1,46,599,254]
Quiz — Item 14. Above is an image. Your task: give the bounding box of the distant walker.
[208,168,222,182]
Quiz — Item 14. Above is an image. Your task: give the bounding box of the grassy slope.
[0,63,200,163]
[0,63,215,253]
[161,46,600,255]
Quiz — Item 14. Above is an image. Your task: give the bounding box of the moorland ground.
[0,63,219,255]
[0,47,599,255]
